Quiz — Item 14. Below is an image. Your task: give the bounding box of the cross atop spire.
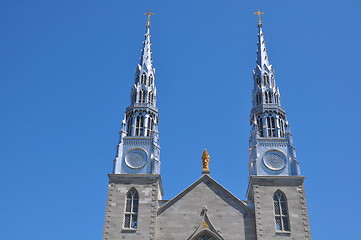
[144,9,154,25]
[253,9,264,26]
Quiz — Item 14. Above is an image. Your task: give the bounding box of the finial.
[202,149,210,174]
[144,9,154,24]
[253,9,264,25]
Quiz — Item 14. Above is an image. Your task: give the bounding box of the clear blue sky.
[1,0,360,239]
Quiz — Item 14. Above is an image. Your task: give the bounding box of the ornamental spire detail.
[139,10,154,72]
[248,12,300,177]
[113,11,160,175]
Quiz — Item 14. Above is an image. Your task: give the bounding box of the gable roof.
[157,174,254,215]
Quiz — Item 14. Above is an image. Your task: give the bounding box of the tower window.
[135,116,144,136]
[124,188,139,229]
[140,90,146,103]
[275,93,279,104]
[141,74,146,85]
[256,75,261,87]
[132,91,136,104]
[126,117,134,136]
[256,92,261,105]
[149,75,153,85]
[273,191,290,232]
[263,74,270,85]
[146,116,153,137]
[267,116,276,137]
[148,91,153,104]
[265,91,272,104]
[257,117,264,137]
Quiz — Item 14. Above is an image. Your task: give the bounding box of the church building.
[102,11,312,240]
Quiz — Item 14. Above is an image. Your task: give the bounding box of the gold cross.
[253,9,264,23]
[144,9,154,24]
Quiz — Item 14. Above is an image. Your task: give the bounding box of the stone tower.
[102,11,163,240]
[246,11,312,239]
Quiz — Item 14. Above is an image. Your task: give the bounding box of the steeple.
[248,12,300,177]
[113,11,160,175]
[254,10,271,69]
[137,10,155,80]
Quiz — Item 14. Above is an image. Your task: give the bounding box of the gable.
[158,174,252,215]
[155,175,255,240]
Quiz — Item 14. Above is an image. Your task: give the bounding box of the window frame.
[123,188,139,230]
[273,190,290,233]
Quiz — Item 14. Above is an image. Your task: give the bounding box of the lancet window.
[263,74,270,85]
[149,75,153,86]
[132,91,137,104]
[135,115,144,136]
[141,74,147,85]
[273,191,290,232]
[139,90,146,103]
[275,93,279,104]
[126,117,133,136]
[146,116,154,137]
[124,188,139,229]
[265,91,272,104]
[257,116,264,137]
[278,117,286,137]
[256,75,261,87]
[267,116,276,137]
[148,92,153,104]
[256,92,262,105]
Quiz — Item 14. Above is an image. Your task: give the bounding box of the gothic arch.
[273,190,290,232]
[124,188,139,229]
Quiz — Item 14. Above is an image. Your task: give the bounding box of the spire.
[253,10,271,69]
[247,11,300,178]
[113,11,160,175]
[139,10,154,72]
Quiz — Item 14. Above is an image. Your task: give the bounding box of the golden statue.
[202,149,210,171]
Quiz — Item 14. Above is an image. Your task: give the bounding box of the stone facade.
[103,174,162,240]
[156,175,256,240]
[248,176,311,240]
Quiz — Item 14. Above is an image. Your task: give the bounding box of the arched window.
[124,188,139,229]
[273,191,290,232]
[256,75,261,87]
[257,117,264,137]
[135,115,144,136]
[132,91,136,103]
[146,116,152,137]
[127,116,135,136]
[265,91,272,104]
[140,90,146,103]
[275,93,279,104]
[267,116,276,137]
[148,91,152,104]
[141,74,146,85]
[149,75,153,85]
[263,74,270,85]
[256,92,260,105]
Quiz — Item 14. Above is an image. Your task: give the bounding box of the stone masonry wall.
[102,174,161,240]
[251,176,311,240]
